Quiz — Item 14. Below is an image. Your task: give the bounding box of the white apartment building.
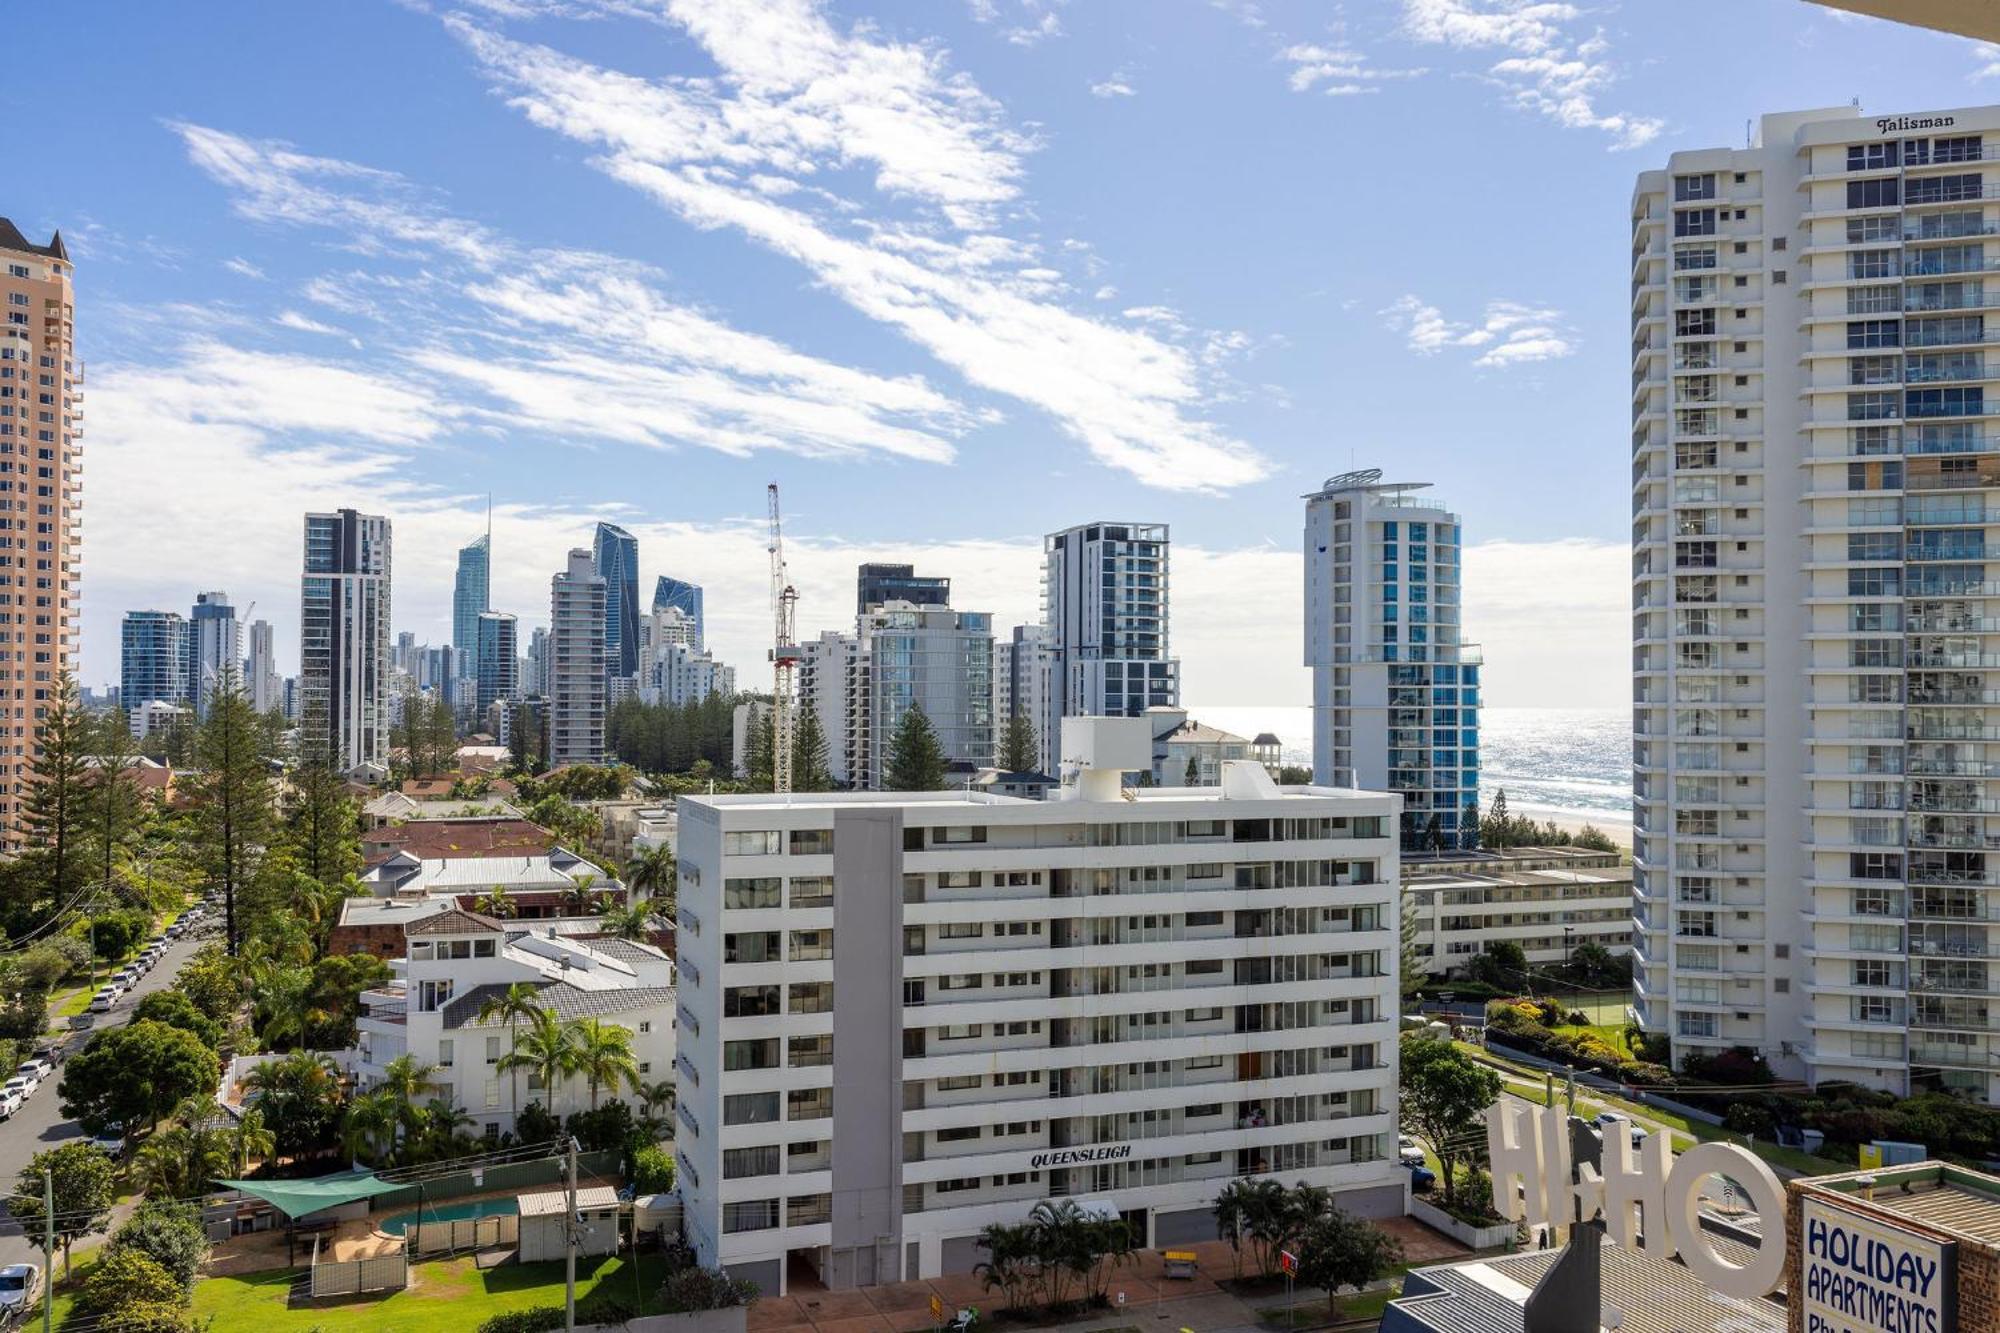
[355,907,674,1137]
[673,718,1403,1295]
[1401,847,1634,982]
[639,640,735,709]
[797,603,996,790]
[1632,103,2000,1100]
[994,624,1057,774]
[1304,472,1481,853]
[1043,523,1179,778]
[550,547,608,766]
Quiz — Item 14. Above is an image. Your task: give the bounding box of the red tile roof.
[363,817,557,864]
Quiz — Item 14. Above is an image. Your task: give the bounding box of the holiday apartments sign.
[1800,1197,1956,1333]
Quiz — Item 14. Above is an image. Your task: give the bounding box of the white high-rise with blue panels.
[1304,470,1480,852]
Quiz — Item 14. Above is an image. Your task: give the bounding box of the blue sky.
[8,0,1994,709]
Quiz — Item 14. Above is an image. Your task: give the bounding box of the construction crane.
[767,483,799,794]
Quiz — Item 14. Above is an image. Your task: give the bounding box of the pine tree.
[1183,755,1201,787]
[286,699,358,893]
[83,708,143,901]
[997,712,1038,773]
[748,707,775,790]
[20,674,93,903]
[792,707,832,792]
[189,667,274,955]
[427,691,459,774]
[885,704,946,792]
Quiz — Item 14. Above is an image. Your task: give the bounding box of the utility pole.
[565,1136,579,1333]
[41,1169,52,1333]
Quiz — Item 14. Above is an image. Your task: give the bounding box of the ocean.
[1190,705,1631,830]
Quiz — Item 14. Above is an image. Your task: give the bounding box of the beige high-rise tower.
[0,220,80,838]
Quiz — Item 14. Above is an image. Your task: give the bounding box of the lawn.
[183,1252,674,1333]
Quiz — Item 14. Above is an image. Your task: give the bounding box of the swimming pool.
[376,1197,519,1237]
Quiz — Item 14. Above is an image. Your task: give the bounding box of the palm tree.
[244,1050,344,1164]
[569,1018,639,1111]
[477,981,545,1123]
[499,1006,580,1113]
[341,1089,398,1166]
[377,1054,439,1150]
[624,842,676,914]
[635,1079,676,1120]
[560,874,603,916]
[134,1096,234,1197]
[410,1099,479,1163]
[231,1106,276,1176]
[597,900,654,942]
[474,887,516,920]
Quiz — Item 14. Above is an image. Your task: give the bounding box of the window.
[723,1039,780,1071]
[724,1146,781,1179]
[1847,142,1897,171]
[724,985,780,1018]
[485,1036,502,1063]
[789,981,833,1013]
[1674,174,1716,201]
[1675,208,1716,238]
[723,1200,779,1233]
[438,1040,454,1068]
[789,1034,833,1067]
[789,829,834,856]
[939,923,983,939]
[789,876,833,908]
[724,878,781,910]
[724,830,781,856]
[788,1088,833,1120]
[1847,178,1900,209]
[724,1091,780,1125]
[937,1126,982,1142]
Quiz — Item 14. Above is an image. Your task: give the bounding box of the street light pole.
[565,1136,579,1333]
[41,1168,52,1333]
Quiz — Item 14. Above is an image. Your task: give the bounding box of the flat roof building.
[674,718,1403,1295]
[1402,846,1634,982]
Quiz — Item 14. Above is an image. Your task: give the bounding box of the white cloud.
[223,256,266,279]
[274,309,340,334]
[1278,40,1425,95]
[1381,294,1576,367]
[1399,0,1661,149]
[173,123,974,465]
[1090,75,1136,98]
[450,13,1269,492]
[1973,41,2000,80]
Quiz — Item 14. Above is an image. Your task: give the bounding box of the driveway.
[0,928,209,1264]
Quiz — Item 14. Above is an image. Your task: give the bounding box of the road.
[0,929,208,1266]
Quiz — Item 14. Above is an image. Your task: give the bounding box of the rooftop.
[0,219,67,263]
[336,898,457,931]
[363,816,555,863]
[688,781,1393,816]
[440,979,675,1029]
[1384,1236,1782,1333]
[406,907,507,937]
[518,1186,619,1217]
[1799,1163,2000,1247]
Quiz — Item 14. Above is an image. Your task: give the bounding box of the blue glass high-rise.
[594,522,640,679]
[653,576,704,650]
[452,534,490,679]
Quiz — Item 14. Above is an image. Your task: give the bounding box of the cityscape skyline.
[29,1,1982,712]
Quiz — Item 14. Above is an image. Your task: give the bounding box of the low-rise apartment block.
[674,719,1403,1294]
[355,908,674,1137]
[1401,846,1634,981]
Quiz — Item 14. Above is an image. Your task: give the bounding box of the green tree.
[1183,755,1201,787]
[597,900,655,942]
[83,707,145,904]
[77,1245,185,1322]
[106,1201,209,1292]
[885,704,946,791]
[172,943,245,1021]
[624,842,676,916]
[59,1020,221,1138]
[499,1006,580,1111]
[302,952,392,1048]
[15,1141,116,1278]
[341,1089,398,1166]
[997,712,1038,773]
[474,887,518,920]
[131,1096,233,1199]
[747,707,775,791]
[478,981,546,1122]
[792,706,832,791]
[377,1053,440,1149]
[1469,938,1529,990]
[1400,1034,1502,1210]
[20,673,93,903]
[188,667,274,954]
[570,1017,640,1110]
[285,698,359,893]
[132,989,224,1051]
[230,1105,275,1176]
[242,1050,346,1163]
[1295,1208,1404,1315]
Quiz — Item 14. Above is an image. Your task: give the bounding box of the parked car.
[1,1077,35,1104]
[18,1058,53,1083]
[0,1263,40,1315]
[1594,1112,1647,1146]
[86,1128,125,1156]
[0,1091,21,1121]
[1398,1135,1426,1166]
[88,992,116,1014]
[1404,1161,1437,1193]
